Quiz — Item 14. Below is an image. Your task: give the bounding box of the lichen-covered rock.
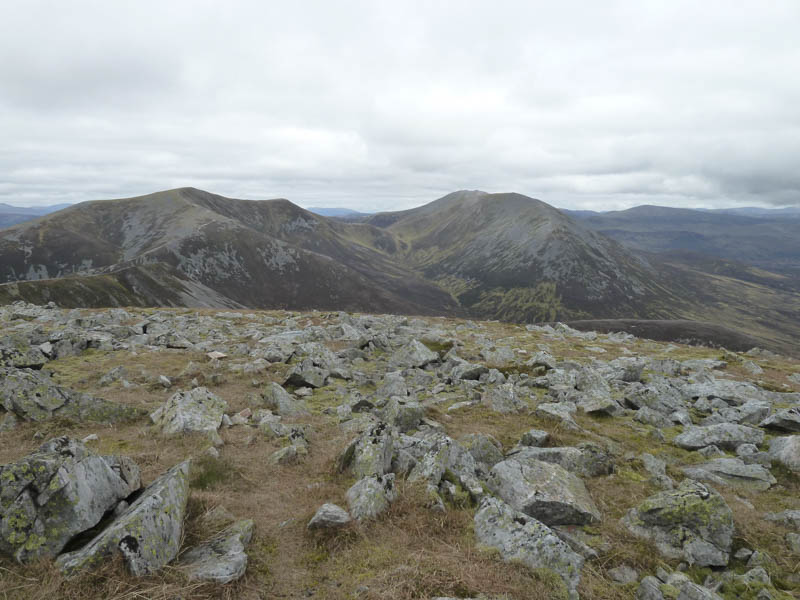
[284,358,329,388]
[760,407,800,432]
[0,336,46,369]
[507,443,614,478]
[339,422,394,478]
[150,387,227,435]
[487,458,600,526]
[474,497,584,600]
[518,428,550,447]
[682,457,775,491]
[672,423,764,451]
[460,433,504,471]
[178,518,254,583]
[409,435,484,500]
[256,382,308,416]
[308,503,351,529]
[622,480,734,567]
[345,474,396,521]
[767,435,800,472]
[57,460,191,576]
[481,383,526,414]
[380,397,424,432]
[534,402,579,430]
[390,339,439,369]
[0,367,146,424]
[0,437,140,562]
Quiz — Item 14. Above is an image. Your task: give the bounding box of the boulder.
[57,460,191,576]
[518,428,550,447]
[535,402,579,430]
[768,435,800,472]
[257,381,308,416]
[474,497,584,600]
[345,474,396,521]
[481,383,526,414]
[409,435,484,501]
[381,397,425,432]
[150,387,227,436]
[0,336,46,369]
[487,458,600,525]
[0,437,140,562]
[284,358,329,388]
[760,407,800,432]
[178,519,254,583]
[640,453,674,490]
[507,444,614,478]
[672,423,764,451]
[390,340,439,369]
[622,480,734,567]
[307,503,351,529]
[682,457,776,491]
[460,433,504,471]
[339,422,394,478]
[0,367,146,424]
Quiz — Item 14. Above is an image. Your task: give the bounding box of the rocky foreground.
[0,302,799,599]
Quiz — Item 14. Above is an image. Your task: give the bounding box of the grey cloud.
[0,0,798,210]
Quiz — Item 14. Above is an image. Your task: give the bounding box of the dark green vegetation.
[0,188,798,355]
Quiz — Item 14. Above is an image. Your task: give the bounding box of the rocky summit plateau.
[1,301,800,599]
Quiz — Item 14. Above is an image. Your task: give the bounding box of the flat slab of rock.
[1,367,146,424]
[474,497,584,600]
[0,437,140,562]
[682,457,776,491]
[622,480,734,567]
[673,423,764,451]
[487,457,600,525]
[57,460,191,577]
[178,519,254,583]
[150,387,227,435]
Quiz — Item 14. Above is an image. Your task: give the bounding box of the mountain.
[0,188,457,315]
[364,191,670,322]
[306,207,372,218]
[0,202,73,229]
[566,204,800,277]
[0,188,798,354]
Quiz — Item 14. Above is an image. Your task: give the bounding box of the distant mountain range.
[0,189,797,354]
[306,207,373,218]
[0,202,73,228]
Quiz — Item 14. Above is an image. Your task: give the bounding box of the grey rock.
[179,519,254,583]
[381,397,424,432]
[0,437,140,562]
[622,480,734,567]
[608,564,638,584]
[308,503,351,529]
[682,457,776,491]
[487,458,601,525]
[345,474,396,521]
[641,453,674,490]
[473,497,584,600]
[57,460,191,577]
[0,367,146,424]
[481,383,526,414]
[390,340,439,369]
[535,402,579,430]
[284,358,329,388]
[764,509,800,530]
[340,422,394,478]
[518,428,549,447]
[150,387,227,436]
[636,575,674,600]
[760,407,800,432]
[460,433,504,471]
[673,423,764,451]
[508,444,614,478]
[767,435,800,472]
[0,336,46,369]
[634,406,674,428]
[257,382,309,416]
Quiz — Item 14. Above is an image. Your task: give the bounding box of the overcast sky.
[1,1,799,211]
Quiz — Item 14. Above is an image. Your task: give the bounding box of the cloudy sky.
[1,1,799,211]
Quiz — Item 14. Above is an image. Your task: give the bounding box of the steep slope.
[366,191,671,322]
[0,188,457,315]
